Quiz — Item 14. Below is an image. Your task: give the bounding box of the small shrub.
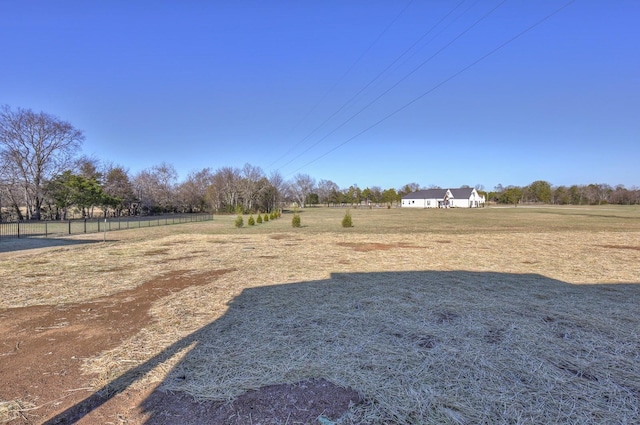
[234,215,244,228]
[256,214,263,224]
[292,212,301,228]
[248,215,255,226]
[342,209,353,228]
[270,212,276,220]
[263,214,269,222]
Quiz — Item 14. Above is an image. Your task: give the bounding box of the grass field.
[1,205,639,423]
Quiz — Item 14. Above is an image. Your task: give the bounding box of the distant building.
[401,188,485,208]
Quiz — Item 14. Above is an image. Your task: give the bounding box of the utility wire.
[287,0,576,175]
[366,0,482,95]
[265,0,414,169]
[275,0,470,172]
[279,0,508,174]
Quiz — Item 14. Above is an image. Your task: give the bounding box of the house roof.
[449,188,474,198]
[402,189,447,199]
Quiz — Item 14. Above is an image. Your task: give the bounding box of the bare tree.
[289,173,316,208]
[317,179,339,207]
[132,163,178,214]
[398,182,421,197]
[239,163,265,212]
[0,155,25,220]
[76,156,102,180]
[103,164,136,216]
[176,168,214,213]
[267,170,286,211]
[208,166,241,213]
[0,105,84,219]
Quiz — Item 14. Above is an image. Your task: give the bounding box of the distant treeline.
[486,181,640,206]
[1,106,637,221]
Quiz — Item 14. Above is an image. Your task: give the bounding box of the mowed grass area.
[2,205,640,423]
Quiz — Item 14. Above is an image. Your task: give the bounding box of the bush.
[256,214,263,224]
[248,215,255,226]
[292,212,301,228]
[342,209,353,228]
[270,212,276,220]
[234,215,244,228]
[263,214,269,222]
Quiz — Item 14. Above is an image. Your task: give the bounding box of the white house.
[401,188,485,208]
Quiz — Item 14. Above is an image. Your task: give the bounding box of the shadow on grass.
[0,237,104,253]
[42,271,640,424]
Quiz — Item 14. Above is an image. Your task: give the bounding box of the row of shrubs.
[234,209,353,228]
[234,209,282,228]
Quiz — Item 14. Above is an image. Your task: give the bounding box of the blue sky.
[1,1,638,191]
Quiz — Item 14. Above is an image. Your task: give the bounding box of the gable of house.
[449,188,475,199]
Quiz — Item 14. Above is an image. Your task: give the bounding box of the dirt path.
[1,269,232,423]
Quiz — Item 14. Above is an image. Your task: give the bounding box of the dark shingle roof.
[402,189,447,199]
[449,188,474,198]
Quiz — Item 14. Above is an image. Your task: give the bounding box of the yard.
[1,206,639,424]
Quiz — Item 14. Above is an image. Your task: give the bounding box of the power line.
[275,0,470,172]
[288,0,576,175]
[265,0,414,170]
[281,0,508,175]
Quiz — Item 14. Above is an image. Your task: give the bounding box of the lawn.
[1,205,639,424]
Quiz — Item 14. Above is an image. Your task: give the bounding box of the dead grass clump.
[0,399,35,423]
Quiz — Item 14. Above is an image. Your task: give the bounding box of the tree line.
[487,181,640,206]
[1,106,638,221]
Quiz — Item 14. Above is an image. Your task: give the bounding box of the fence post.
[18,222,20,238]
[84,218,87,233]
[45,222,48,238]
[69,220,72,235]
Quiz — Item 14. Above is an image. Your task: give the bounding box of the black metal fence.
[0,214,213,239]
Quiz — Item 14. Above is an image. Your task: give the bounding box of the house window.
[427,200,430,206]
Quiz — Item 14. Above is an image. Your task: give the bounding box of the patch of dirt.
[140,379,361,425]
[270,235,302,241]
[336,242,422,252]
[0,269,234,424]
[435,311,460,324]
[155,255,203,264]
[598,244,640,251]
[142,248,170,256]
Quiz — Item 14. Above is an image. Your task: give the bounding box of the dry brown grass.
[1,206,640,424]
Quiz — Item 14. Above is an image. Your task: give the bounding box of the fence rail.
[0,214,213,239]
